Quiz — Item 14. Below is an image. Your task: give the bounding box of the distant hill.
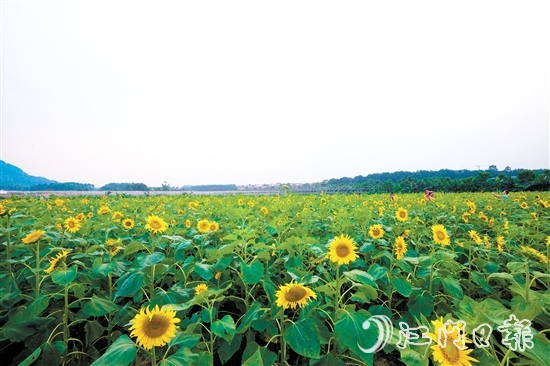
[0,160,58,190]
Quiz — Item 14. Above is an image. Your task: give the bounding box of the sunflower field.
[1,192,549,366]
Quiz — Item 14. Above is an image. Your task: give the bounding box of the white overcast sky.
[1,1,549,187]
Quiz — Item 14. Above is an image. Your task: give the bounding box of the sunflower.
[461,213,470,223]
[431,225,450,246]
[177,209,184,215]
[22,230,46,244]
[106,238,121,246]
[98,206,110,215]
[109,245,122,257]
[395,207,409,222]
[87,212,94,218]
[426,317,478,366]
[496,236,505,252]
[275,283,316,310]
[394,236,407,260]
[468,230,483,245]
[145,215,168,234]
[189,201,199,210]
[111,211,124,221]
[328,234,358,265]
[45,250,70,274]
[369,224,384,240]
[520,246,549,264]
[546,236,550,246]
[209,221,219,232]
[128,305,180,350]
[520,202,528,209]
[55,198,64,207]
[467,201,476,214]
[261,206,269,215]
[64,217,81,233]
[122,218,135,229]
[237,199,244,206]
[197,219,210,233]
[195,283,208,295]
[75,213,86,222]
[185,219,191,228]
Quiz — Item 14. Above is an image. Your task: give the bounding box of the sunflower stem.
[35,243,42,299]
[524,260,530,302]
[279,308,287,366]
[5,216,12,276]
[151,346,157,366]
[63,284,69,362]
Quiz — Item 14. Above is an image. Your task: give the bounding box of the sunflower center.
[68,221,76,228]
[336,243,350,258]
[440,339,461,364]
[150,220,161,229]
[143,315,171,338]
[285,286,307,302]
[399,212,406,218]
[436,231,445,241]
[372,229,380,236]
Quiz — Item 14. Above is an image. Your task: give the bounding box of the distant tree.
[100,183,149,191]
[504,166,512,172]
[488,165,498,172]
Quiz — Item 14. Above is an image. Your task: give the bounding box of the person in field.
[492,190,509,201]
[425,189,434,200]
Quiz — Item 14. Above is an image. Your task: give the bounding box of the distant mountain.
[0,160,58,190]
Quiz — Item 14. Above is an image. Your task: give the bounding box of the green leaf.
[399,348,428,366]
[159,347,200,366]
[42,341,66,365]
[85,320,105,347]
[440,276,464,299]
[194,263,214,281]
[51,265,78,286]
[391,276,413,297]
[408,291,434,320]
[471,271,494,293]
[91,334,137,366]
[0,316,54,342]
[24,295,50,318]
[236,301,264,333]
[284,318,321,358]
[311,353,346,366]
[242,261,264,285]
[218,335,242,364]
[115,271,145,298]
[139,252,165,269]
[81,295,118,317]
[334,310,375,365]
[522,333,550,366]
[343,269,378,287]
[242,347,263,366]
[367,263,388,280]
[211,315,236,342]
[169,332,202,348]
[124,241,147,256]
[18,347,41,366]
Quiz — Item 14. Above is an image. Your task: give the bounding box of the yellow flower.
[478,212,488,221]
[128,305,180,350]
[247,201,255,208]
[64,217,81,233]
[177,209,184,215]
[122,218,135,229]
[378,206,385,216]
[45,250,70,274]
[55,198,64,207]
[328,234,358,265]
[520,202,528,209]
[75,213,86,222]
[469,230,483,245]
[109,245,122,257]
[483,235,490,249]
[145,215,168,234]
[546,236,550,246]
[215,272,222,280]
[261,206,269,215]
[195,283,209,294]
[496,236,505,252]
[185,219,191,228]
[111,211,124,221]
[369,224,384,240]
[432,225,450,246]
[98,206,110,215]
[520,246,549,264]
[461,213,470,223]
[106,238,121,246]
[394,236,407,260]
[87,212,94,218]
[197,219,210,233]
[237,199,244,206]
[22,230,46,244]
[209,221,219,232]
[425,317,478,366]
[189,201,199,210]
[395,207,408,222]
[275,283,316,310]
